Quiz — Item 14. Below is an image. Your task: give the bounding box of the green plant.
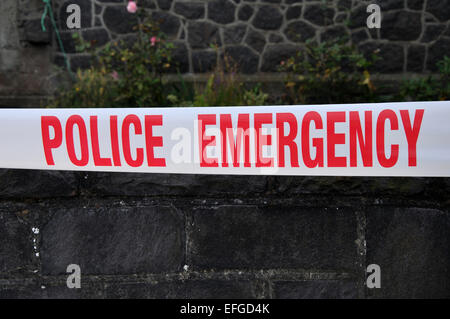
[279,40,378,104]
[400,56,450,101]
[49,10,175,108]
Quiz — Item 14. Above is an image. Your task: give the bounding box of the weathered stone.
[359,42,404,73]
[23,19,51,44]
[223,46,259,73]
[274,280,358,299]
[321,25,349,43]
[69,55,94,72]
[420,24,446,43]
[238,4,254,21]
[380,11,422,41]
[104,281,184,299]
[304,4,335,26]
[58,32,78,53]
[0,169,78,198]
[103,6,138,34]
[261,44,298,72]
[224,24,247,44]
[208,0,236,24]
[0,211,35,277]
[187,280,257,298]
[82,29,110,47]
[337,0,352,11]
[174,2,205,19]
[187,21,221,49]
[252,5,283,30]
[268,33,284,43]
[41,205,185,275]
[286,5,302,20]
[192,50,217,73]
[407,0,424,10]
[284,21,316,42]
[427,38,450,71]
[426,0,450,22]
[348,5,368,29]
[351,29,370,44]
[169,41,190,73]
[151,11,181,38]
[335,12,348,23]
[156,0,173,10]
[189,205,358,271]
[407,45,425,72]
[366,208,450,298]
[245,29,266,53]
[80,173,267,197]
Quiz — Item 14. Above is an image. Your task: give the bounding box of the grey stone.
[23,19,51,44]
[174,2,205,19]
[103,6,138,34]
[41,205,185,275]
[351,29,370,44]
[82,29,110,47]
[366,208,450,298]
[407,0,424,10]
[261,44,298,71]
[427,38,450,71]
[151,11,181,38]
[0,211,34,277]
[208,0,236,24]
[238,4,254,21]
[359,42,404,73]
[321,25,349,43]
[189,205,358,271]
[420,24,446,43]
[407,45,425,72]
[187,21,221,49]
[157,0,173,10]
[252,5,283,30]
[426,0,450,22]
[284,20,316,42]
[223,45,259,73]
[286,5,302,20]
[304,4,335,26]
[380,11,422,41]
[224,24,247,44]
[268,33,284,43]
[187,280,258,298]
[245,29,266,53]
[70,55,94,72]
[274,280,358,299]
[192,50,217,73]
[80,173,267,197]
[169,41,190,73]
[0,169,78,198]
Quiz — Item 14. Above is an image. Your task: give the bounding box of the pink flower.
[150,36,160,46]
[127,1,138,13]
[111,71,119,81]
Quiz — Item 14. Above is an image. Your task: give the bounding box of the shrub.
[279,40,378,104]
[399,56,450,101]
[49,12,174,108]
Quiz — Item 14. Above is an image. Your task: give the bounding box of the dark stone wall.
[51,0,450,74]
[0,169,449,298]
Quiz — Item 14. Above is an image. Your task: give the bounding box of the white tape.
[0,101,449,176]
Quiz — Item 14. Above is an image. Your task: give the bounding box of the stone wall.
[0,0,54,106]
[52,0,450,74]
[1,0,449,105]
[0,169,449,298]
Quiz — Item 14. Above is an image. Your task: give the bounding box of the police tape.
[0,101,449,176]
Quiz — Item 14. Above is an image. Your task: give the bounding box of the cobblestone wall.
[52,0,450,74]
